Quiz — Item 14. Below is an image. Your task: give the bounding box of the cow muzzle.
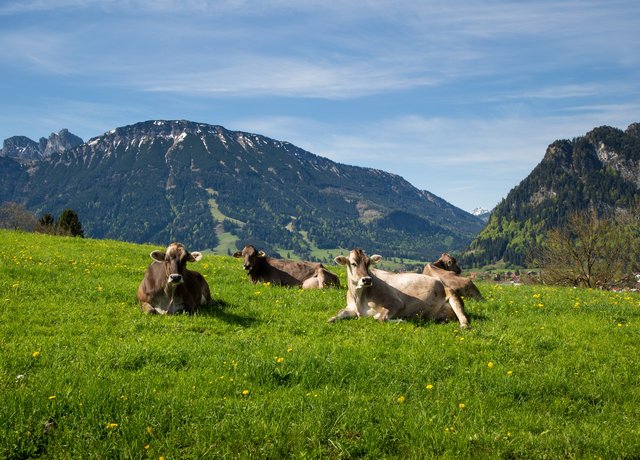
[243,264,251,271]
[358,276,373,288]
[168,273,183,284]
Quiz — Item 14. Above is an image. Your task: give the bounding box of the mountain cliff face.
[463,123,640,267]
[1,129,83,160]
[0,120,484,260]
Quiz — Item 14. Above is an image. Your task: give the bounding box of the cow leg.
[328,308,358,322]
[140,302,159,315]
[302,277,321,289]
[445,288,469,329]
[374,307,390,322]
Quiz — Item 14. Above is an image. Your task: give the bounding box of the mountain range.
[0,120,485,262]
[463,123,640,267]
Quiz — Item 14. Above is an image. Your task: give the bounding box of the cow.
[137,242,212,314]
[329,249,469,328]
[432,252,462,274]
[233,245,340,289]
[423,253,484,300]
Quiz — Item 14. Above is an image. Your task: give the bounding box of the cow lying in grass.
[233,245,340,289]
[330,249,469,327]
[137,242,211,314]
[423,253,484,300]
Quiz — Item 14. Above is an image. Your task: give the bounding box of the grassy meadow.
[1,229,640,458]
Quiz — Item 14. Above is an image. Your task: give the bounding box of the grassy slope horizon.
[1,229,640,458]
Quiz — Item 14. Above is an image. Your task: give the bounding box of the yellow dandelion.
[507,370,513,376]
[487,361,494,368]
[397,395,406,404]
[287,347,293,353]
[276,357,285,364]
[146,426,154,435]
[145,444,150,450]
[48,395,56,400]
[242,389,250,396]
[426,384,434,390]
[105,423,118,430]
[459,403,465,409]
[32,351,41,358]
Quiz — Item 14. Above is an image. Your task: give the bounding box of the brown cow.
[233,245,340,289]
[432,252,462,274]
[137,242,211,314]
[330,249,469,327]
[423,253,484,300]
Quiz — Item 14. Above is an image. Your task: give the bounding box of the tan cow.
[330,249,469,327]
[233,245,340,289]
[423,253,484,300]
[137,242,211,314]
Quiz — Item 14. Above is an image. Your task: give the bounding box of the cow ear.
[232,251,242,258]
[189,251,203,262]
[257,251,267,258]
[335,256,348,266]
[150,250,165,262]
[370,255,383,264]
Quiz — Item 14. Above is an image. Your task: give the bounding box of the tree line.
[0,202,84,237]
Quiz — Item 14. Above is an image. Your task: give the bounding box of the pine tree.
[57,209,85,237]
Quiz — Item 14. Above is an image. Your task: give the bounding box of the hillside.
[3,229,640,458]
[0,120,484,261]
[463,123,640,267]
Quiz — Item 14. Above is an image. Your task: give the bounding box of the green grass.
[1,229,640,458]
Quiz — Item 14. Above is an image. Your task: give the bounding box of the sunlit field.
[1,229,639,458]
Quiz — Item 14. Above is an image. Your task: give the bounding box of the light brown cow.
[233,245,340,289]
[137,242,211,314]
[330,249,469,327]
[423,253,484,300]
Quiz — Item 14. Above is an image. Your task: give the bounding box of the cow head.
[233,245,266,273]
[151,242,203,286]
[433,252,461,275]
[335,249,382,289]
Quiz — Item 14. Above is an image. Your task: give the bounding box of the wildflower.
[459,403,465,409]
[146,426,154,436]
[276,357,285,364]
[426,384,434,390]
[533,293,541,298]
[48,395,56,400]
[537,303,544,308]
[105,423,118,429]
[507,370,513,376]
[487,361,494,368]
[287,347,293,353]
[12,283,19,289]
[397,395,406,404]
[32,351,41,358]
[242,389,250,396]
[145,444,150,450]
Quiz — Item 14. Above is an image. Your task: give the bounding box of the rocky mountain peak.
[1,129,83,161]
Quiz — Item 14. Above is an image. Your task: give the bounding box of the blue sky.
[1,0,639,212]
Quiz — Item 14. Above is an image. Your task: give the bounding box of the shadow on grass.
[196,299,260,327]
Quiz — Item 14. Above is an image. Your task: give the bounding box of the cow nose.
[168,274,183,284]
[360,276,372,287]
